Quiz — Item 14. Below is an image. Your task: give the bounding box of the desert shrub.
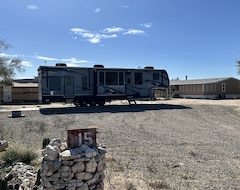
[0,147,37,164]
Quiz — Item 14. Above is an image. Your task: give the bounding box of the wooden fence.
[0,86,38,103]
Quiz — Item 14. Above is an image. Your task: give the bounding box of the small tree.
[237,60,240,76]
[0,39,24,85]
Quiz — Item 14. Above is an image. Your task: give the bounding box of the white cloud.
[88,37,101,44]
[26,5,39,10]
[36,56,58,61]
[21,61,33,67]
[94,8,101,13]
[140,23,153,28]
[124,29,145,35]
[82,33,95,38]
[0,53,7,57]
[70,26,145,44]
[103,27,124,33]
[61,57,91,67]
[0,53,21,58]
[70,28,89,34]
[62,57,89,64]
[100,34,118,39]
[35,55,91,66]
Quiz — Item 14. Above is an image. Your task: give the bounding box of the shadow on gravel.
[39,104,191,115]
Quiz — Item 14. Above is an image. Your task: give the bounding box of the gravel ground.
[1,99,240,189]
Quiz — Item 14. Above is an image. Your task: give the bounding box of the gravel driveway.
[1,99,240,189]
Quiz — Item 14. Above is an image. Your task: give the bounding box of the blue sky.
[1,0,240,80]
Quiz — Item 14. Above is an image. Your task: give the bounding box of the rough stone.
[76,183,88,190]
[72,162,85,173]
[49,138,62,147]
[60,166,72,177]
[75,172,93,180]
[67,179,84,187]
[84,148,98,158]
[45,145,59,161]
[61,149,81,160]
[85,158,97,173]
[86,173,99,186]
[97,159,105,172]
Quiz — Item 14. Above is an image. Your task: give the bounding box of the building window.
[222,83,226,92]
[134,72,143,85]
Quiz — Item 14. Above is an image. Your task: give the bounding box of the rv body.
[38,64,169,106]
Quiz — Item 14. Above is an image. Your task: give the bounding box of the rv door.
[64,76,74,98]
[126,76,133,95]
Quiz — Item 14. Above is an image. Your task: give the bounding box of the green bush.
[0,147,37,164]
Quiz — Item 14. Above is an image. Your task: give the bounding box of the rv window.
[99,72,104,85]
[106,72,118,85]
[66,77,72,85]
[153,73,160,80]
[134,72,143,85]
[119,72,124,85]
[49,76,61,90]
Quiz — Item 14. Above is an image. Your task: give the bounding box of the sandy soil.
[1,98,240,189]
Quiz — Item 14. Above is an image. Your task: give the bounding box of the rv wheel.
[90,102,96,106]
[80,102,87,107]
[74,101,80,107]
[98,102,105,106]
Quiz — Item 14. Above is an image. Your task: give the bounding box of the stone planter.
[41,138,106,190]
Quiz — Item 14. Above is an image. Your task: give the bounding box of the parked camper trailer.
[38,64,169,106]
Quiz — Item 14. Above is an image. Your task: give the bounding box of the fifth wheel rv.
[38,64,169,106]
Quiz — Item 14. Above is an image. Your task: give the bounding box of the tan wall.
[179,84,204,95]
[215,78,240,95]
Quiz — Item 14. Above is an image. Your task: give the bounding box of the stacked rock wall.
[41,138,106,190]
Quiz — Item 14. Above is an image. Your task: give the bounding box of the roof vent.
[94,64,104,68]
[56,63,67,67]
[144,66,154,70]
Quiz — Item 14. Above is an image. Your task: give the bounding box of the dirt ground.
[1,98,240,189]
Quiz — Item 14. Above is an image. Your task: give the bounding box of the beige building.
[0,79,38,103]
[170,77,240,99]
